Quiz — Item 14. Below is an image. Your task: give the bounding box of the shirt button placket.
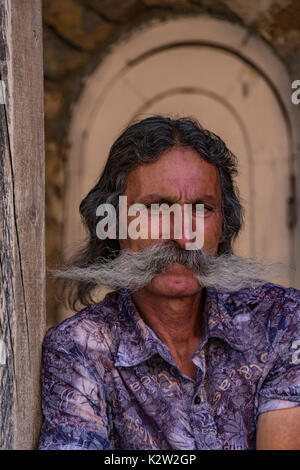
[190,388,222,450]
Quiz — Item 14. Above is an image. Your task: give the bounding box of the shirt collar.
[114,283,269,368]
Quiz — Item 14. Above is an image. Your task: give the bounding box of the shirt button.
[194,395,201,405]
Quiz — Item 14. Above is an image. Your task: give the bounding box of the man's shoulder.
[260,281,300,301]
[231,281,300,331]
[217,281,300,355]
[231,281,300,306]
[43,290,122,357]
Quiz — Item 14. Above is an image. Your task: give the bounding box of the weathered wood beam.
[0,0,46,449]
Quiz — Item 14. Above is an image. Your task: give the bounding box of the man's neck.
[131,288,205,380]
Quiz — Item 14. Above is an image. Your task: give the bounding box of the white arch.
[64,16,300,296]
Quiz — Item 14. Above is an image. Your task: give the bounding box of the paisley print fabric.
[38,282,300,450]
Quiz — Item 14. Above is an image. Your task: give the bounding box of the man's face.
[119,147,223,297]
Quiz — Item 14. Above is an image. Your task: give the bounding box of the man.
[39,116,300,450]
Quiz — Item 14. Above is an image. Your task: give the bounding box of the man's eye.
[193,205,212,212]
[147,204,160,210]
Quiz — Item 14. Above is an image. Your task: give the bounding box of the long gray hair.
[56,115,244,310]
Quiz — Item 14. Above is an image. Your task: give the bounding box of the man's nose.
[169,206,197,249]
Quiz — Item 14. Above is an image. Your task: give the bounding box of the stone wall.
[43,0,300,326]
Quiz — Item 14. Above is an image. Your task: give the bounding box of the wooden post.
[0,0,46,449]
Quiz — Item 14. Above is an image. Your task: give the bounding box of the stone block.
[255,0,300,58]
[141,0,192,8]
[83,0,143,22]
[43,0,113,51]
[43,26,88,79]
[44,83,64,119]
[221,0,276,25]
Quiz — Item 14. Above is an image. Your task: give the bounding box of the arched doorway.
[63,16,299,318]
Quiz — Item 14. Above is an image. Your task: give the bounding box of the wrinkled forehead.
[123,147,222,205]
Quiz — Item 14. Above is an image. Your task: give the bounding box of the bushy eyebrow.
[137,193,217,205]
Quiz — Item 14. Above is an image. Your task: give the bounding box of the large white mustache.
[50,243,287,292]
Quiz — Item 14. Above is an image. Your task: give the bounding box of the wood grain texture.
[0,4,15,447]
[0,0,46,449]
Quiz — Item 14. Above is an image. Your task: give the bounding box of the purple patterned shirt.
[38,282,300,450]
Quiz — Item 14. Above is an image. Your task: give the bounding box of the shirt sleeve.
[257,292,300,416]
[38,324,113,450]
